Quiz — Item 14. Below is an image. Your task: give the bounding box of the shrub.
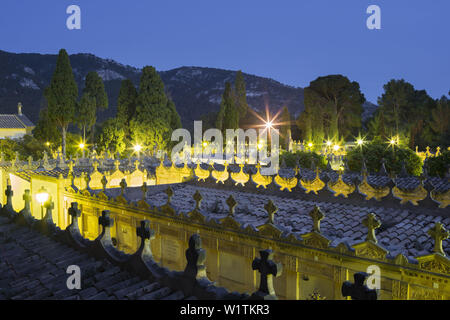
[346,140,423,176]
[426,150,450,177]
[280,151,327,169]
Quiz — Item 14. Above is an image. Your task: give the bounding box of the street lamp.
[36,186,49,219]
[79,142,86,158]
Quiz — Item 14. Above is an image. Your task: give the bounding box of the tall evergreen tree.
[83,71,108,142]
[76,93,96,143]
[117,79,138,127]
[279,106,292,150]
[44,49,78,156]
[216,82,239,133]
[130,66,180,151]
[234,70,249,123]
[33,107,61,147]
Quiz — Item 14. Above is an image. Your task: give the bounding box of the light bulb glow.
[134,144,142,152]
[36,187,49,205]
[333,145,340,151]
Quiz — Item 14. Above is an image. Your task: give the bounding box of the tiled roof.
[0,216,184,300]
[133,184,450,262]
[0,114,34,129]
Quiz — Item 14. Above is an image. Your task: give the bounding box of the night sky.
[0,0,448,103]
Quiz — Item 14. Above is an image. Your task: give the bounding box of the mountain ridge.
[0,49,376,130]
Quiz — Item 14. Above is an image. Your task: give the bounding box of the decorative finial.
[226,195,237,217]
[309,205,325,233]
[193,190,203,210]
[264,200,278,225]
[427,222,449,256]
[362,213,381,243]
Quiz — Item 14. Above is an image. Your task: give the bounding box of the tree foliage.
[234,70,249,123]
[279,150,327,169]
[371,79,437,148]
[97,118,126,155]
[297,75,364,144]
[216,82,239,133]
[346,138,423,176]
[44,49,78,156]
[130,66,181,151]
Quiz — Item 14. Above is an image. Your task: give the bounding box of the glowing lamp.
[333,145,340,151]
[79,143,85,149]
[202,142,208,148]
[357,139,364,146]
[134,144,142,152]
[36,187,49,205]
[307,142,313,148]
[326,141,332,147]
[265,121,273,129]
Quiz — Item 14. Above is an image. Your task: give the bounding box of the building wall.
[57,190,450,300]
[0,128,28,139]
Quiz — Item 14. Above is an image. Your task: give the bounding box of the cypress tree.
[117,79,138,129]
[280,106,292,150]
[76,93,96,143]
[45,49,78,156]
[131,66,180,151]
[234,70,248,123]
[216,82,239,133]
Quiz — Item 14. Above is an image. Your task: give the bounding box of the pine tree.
[234,70,248,123]
[44,49,78,156]
[33,107,61,147]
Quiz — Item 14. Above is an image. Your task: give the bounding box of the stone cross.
[5,182,13,205]
[362,213,381,243]
[256,162,262,172]
[165,186,174,205]
[264,200,278,225]
[114,160,120,171]
[193,190,203,210]
[252,249,282,298]
[309,205,325,233]
[68,202,82,220]
[341,272,377,300]
[184,234,207,279]
[101,175,108,191]
[68,160,74,173]
[43,197,55,223]
[427,223,449,256]
[120,179,127,196]
[141,182,148,200]
[92,161,99,172]
[22,190,31,212]
[84,173,91,190]
[226,195,237,217]
[99,210,114,229]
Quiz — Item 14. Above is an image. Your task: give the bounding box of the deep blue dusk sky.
[0,0,448,103]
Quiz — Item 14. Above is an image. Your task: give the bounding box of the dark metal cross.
[136,220,155,241]
[68,202,81,219]
[252,249,282,297]
[99,210,113,228]
[342,272,377,300]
